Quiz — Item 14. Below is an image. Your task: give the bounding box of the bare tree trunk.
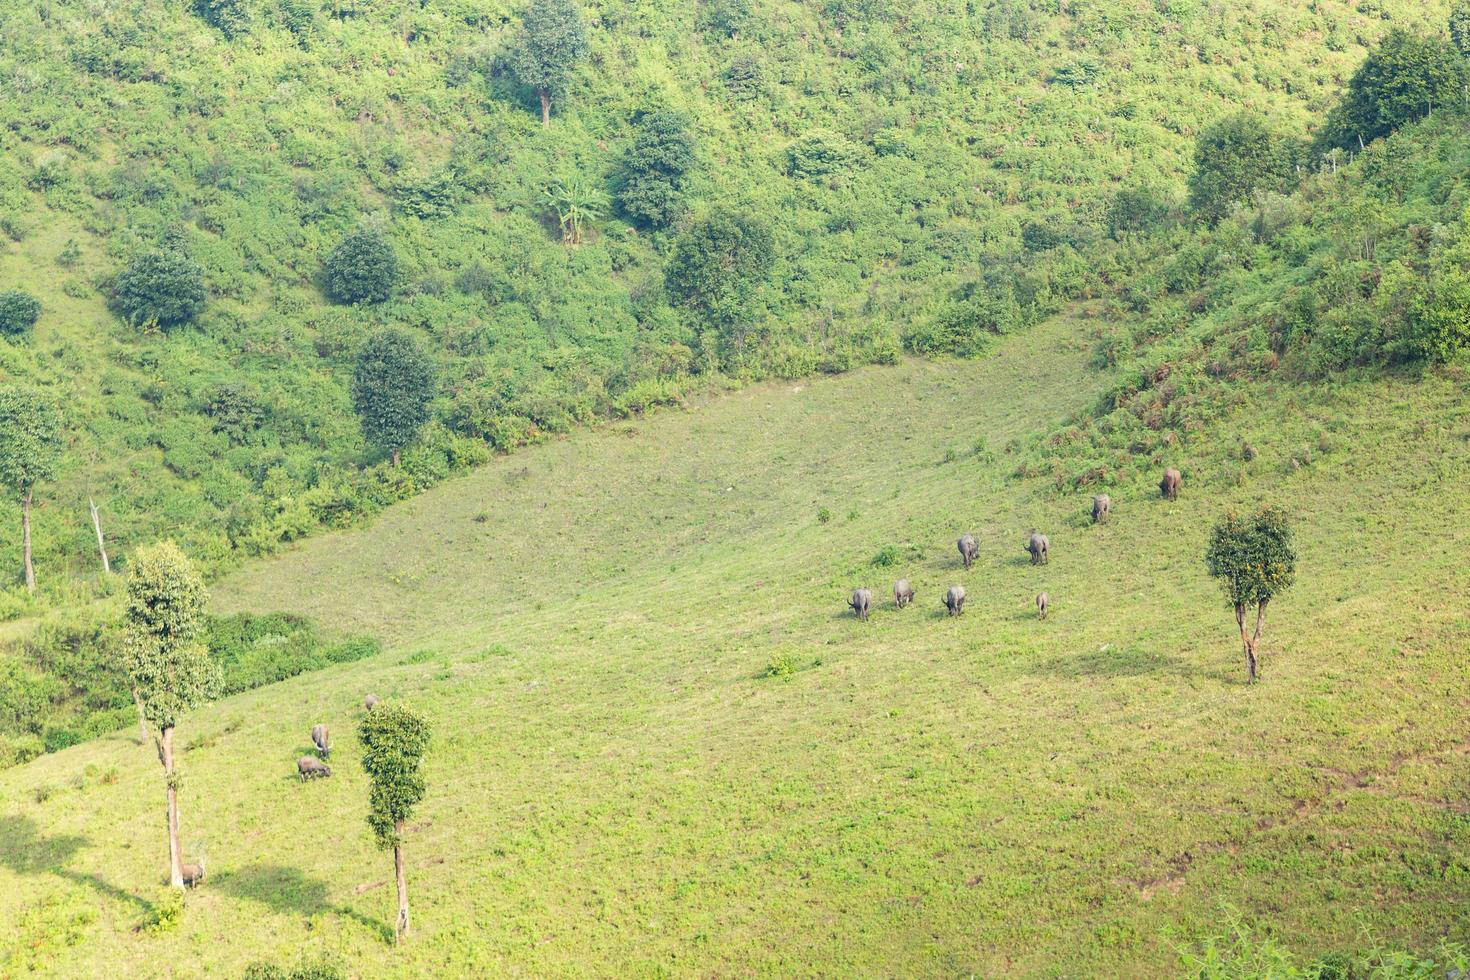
[89,498,111,574]
[21,487,34,593]
[162,726,184,889]
[539,89,551,128]
[391,449,401,468]
[1234,603,1256,683]
[1247,600,1269,684]
[393,822,409,942]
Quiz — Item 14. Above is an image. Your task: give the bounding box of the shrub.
[1319,31,1466,150]
[112,245,206,329]
[351,329,437,464]
[194,0,249,37]
[1188,112,1305,224]
[871,544,900,567]
[0,290,41,336]
[201,382,266,443]
[616,111,697,229]
[323,228,399,304]
[766,651,797,678]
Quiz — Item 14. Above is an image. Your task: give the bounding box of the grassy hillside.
[0,0,1452,593]
[2,310,1467,975]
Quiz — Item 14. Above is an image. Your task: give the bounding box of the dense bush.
[0,291,40,337]
[111,245,206,329]
[1318,31,1466,150]
[665,211,774,355]
[352,329,438,464]
[1188,113,1306,224]
[616,111,697,229]
[323,228,399,304]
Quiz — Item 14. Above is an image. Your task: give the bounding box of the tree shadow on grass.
[0,814,153,912]
[1024,647,1201,680]
[217,863,394,945]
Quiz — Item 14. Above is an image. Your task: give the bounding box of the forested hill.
[0,0,1451,592]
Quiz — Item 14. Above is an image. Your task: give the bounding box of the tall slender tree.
[122,542,220,889]
[358,704,431,943]
[0,386,63,592]
[506,0,589,127]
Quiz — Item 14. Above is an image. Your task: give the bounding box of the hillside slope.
[1,311,1467,975]
[0,0,1452,589]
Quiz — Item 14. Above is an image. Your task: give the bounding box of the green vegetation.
[1205,505,1298,682]
[0,0,1454,590]
[323,227,399,305]
[122,541,218,889]
[0,610,378,771]
[351,329,437,466]
[505,0,590,127]
[0,387,63,592]
[358,703,431,943]
[0,290,40,337]
[1,312,1466,972]
[109,240,207,330]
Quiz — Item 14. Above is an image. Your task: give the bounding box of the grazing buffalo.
[1036,592,1049,620]
[944,585,966,616]
[894,579,915,609]
[298,756,332,781]
[1025,532,1049,565]
[364,694,381,712]
[311,724,330,759]
[1091,494,1111,524]
[850,588,874,621]
[181,858,206,888]
[957,534,979,570]
[1160,468,1182,501]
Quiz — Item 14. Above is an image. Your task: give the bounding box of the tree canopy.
[0,387,62,499]
[323,228,400,305]
[0,291,41,337]
[122,541,219,732]
[1204,505,1298,611]
[665,211,775,349]
[506,0,589,125]
[112,245,207,329]
[1318,31,1466,150]
[358,704,432,848]
[351,329,437,462]
[1188,112,1304,224]
[616,110,697,229]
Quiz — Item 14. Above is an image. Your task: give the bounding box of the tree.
[113,245,207,330]
[615,110,697,229]
[506,0,589,127]
[544,179,607,244]
[358,704,430,943]
[351,330,436,466]
[1204,505,1297,683]
[122,542,219,889]
[0,290,41,338]
[1453,2,1470,58]
[0,387,63,592]
[1188,112,1304,225]
[1318,31,1466,151]
[664,211,774,357]
[323,228,399,305]
[194,0,250,37]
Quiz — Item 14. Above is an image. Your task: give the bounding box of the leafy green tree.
[1407,266,1470,362]
[1452,3,1470,58]
[0,387,63,592]
[194,0,250,37]
[323,228,399,304]
[615,111,697,229]
[0,291,41,337]
[1204,506,1297,683]
[351,330,436,466]
[1319,31,1466,150]
[506,0,589,127]
[358,704,431,943]
[112,245,207,330]
[1106,188,1172,239]
[122,542,219,889]
[1188,112,1304,224]
[665,211,774,357]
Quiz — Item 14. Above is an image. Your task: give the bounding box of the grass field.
[2,311,1469,976]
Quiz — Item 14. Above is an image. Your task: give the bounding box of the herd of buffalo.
[848,468,1182,621]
